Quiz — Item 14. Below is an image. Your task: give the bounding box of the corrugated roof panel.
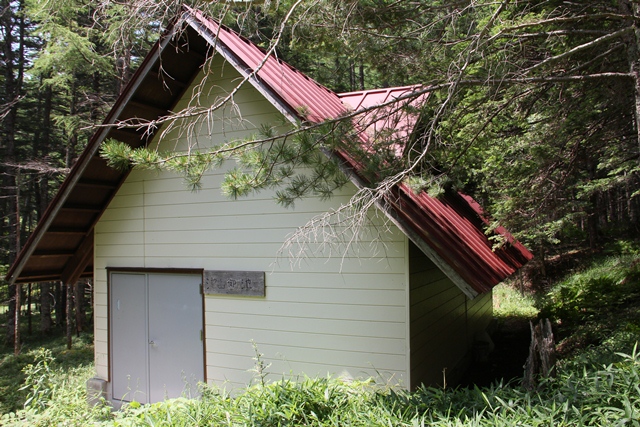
[396,185,532,291]
[340,86,428,156]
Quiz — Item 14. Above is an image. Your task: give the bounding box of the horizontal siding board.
[95,364,108,381]
[105,194,143,209]
[410,316,466,362]
[259,287,406,307]
[95,316,108,332]
[205,299,405,322]
[94,304,107,320]
[96,219,144,234]
[95,231,144,246]
[206,360,404,389]
[409,257,436,274]
[94,256,145,268]
[206,326,405,355]
[94,290,107,306]
[113,180,144,195]
[466,292,492,342]
[143,228,403,246]
[143,243,403,260]
[410,296,467,339]
[99,207,144,222]
[138,256,405,274]
[203,312,405,339]
[411,339,458,369]
[409,241,473,388]
[410,286,465,322]
[142,215,401,239]
[409,268,447,287]
[141,197,356,218]
[410,277,454,307]
[95,244,145,258]
[206,344,405,372]
[253,272,405,290]
[467,293,490,320]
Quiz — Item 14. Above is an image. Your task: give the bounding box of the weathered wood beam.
[61,229,94,285]
[31,250,74,258]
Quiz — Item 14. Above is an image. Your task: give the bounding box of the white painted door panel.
[148,273,203,401]
[110,273,148,403]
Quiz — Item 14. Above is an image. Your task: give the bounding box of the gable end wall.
[93,54,410,392]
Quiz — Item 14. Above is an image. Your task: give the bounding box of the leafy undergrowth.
[493,282,539,321]
[540,254,640,359]
[0,329,93,414]
[2,345,639,426]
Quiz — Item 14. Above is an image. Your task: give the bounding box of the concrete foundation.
[86,377,108,407]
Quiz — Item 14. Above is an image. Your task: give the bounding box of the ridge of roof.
[185,7,345,123]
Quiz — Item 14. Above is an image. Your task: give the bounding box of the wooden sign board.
[203,270,265,297]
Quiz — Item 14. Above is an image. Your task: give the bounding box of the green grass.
[2,346,639,426]
[492,282,539,320]
[540,254,640,358]
[0,320,94,414]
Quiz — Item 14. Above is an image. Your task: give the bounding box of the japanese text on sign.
[203,270,265,296]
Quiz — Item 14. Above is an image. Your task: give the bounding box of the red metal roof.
[340,86,429,157]
[6,8,531,296]
[187,7,345,123]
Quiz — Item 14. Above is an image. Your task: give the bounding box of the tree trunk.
[54,282,65,328]
[40,283,53,334]
[27,283,32,336]
[620,1,640,166]
[66,283,73,350]
[116,45,132,95]
[74,282,87,335]
[14,284,21,355]
[523,318,556,390]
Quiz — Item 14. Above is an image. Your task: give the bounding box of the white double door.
[110,272,204,404]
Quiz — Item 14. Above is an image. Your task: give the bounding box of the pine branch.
[524,27,634,74]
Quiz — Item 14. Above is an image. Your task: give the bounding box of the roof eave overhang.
[5,21,185,286]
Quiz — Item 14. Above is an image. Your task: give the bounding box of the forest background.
[2,0,640,349]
